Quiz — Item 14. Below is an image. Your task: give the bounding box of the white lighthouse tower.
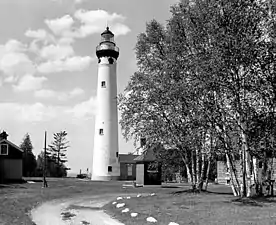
[92,27,120,181]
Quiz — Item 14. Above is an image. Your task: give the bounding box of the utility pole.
[43,131,48,188]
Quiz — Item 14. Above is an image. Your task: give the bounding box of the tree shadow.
[250,196,276,204]
[161,186,181,189]
[231,198,263,207]
[170,189,201,195]
[170,188,234,196]
[0,184,27,189]
[201,189,233,196]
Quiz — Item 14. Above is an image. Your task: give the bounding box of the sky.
[0,0,178,175]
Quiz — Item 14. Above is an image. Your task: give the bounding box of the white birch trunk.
[240,121,252,197]
[196,147,201,189]
[226,154,239,196]
[192,151,197,188]
[204,156,211,190]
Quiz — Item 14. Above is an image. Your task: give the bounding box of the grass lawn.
[0,177,158,225]
[3,179,276,225]
[104,184,276,225]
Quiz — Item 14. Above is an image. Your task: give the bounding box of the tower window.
[116,152,119,158]
[99,129,104,135]
[101,81,106,88]
[108,166,112,172]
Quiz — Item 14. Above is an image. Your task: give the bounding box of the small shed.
[118,154,138,180]
[0,131,23,183]
[134,145,162,185]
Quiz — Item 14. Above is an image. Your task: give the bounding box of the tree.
[20,133,37,177]
[183,0,276,197]
[118,19,211,190]
[48,131,69,177]
[119,0,276,196]
[35,151,68,177]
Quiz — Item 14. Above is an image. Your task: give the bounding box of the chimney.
[0,131,8,141]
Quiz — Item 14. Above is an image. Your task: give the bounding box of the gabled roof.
[0,139,23,152]
[118,154,139,163]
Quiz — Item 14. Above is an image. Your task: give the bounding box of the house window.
[101,81,106,88]
[0,144,8,155]
[108,166,112,172]
[99,129,104,135]
[116,152,119,158]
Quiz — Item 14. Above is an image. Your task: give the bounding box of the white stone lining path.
[114,193,179,225]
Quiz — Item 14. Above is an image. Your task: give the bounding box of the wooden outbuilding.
[134,145,162,185]
[0,131,23,183]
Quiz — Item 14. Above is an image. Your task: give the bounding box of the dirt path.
[31,194,127,225]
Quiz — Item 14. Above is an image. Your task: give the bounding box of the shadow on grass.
[250,196,276,204]
[170,188,233,196]
[0,184,27,189]
[170,189,201,195]
[161,186,181,189]
[231,198,263,207]
[201,189,233,196]
[231,196,276,207]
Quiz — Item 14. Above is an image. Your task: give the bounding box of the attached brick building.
[118,154,138,180]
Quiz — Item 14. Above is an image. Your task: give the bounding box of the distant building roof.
[134,144,161,162]
[118,154,139,163]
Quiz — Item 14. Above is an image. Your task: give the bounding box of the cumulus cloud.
[4,39,27,52]
[58,37,75,45]
[34,89,56,98]
[75,0,87,4]
[25,29,56,54]
[40,44,74,60]
[66,96,97,119]
[70,87,84,97]
[111,23,131,36]
[0,52,33,75]
[13,74,47,92]
[1,9,129,80]
[0,96,96,124]
[0,102,58,123]
[25,29,48,40]
[43,9,130,39]
[0,40,35,82]
[37,56,93,73]
[74,9,125,24]
[4,76,18,83]
[73,9,130,37]
[45,15,74,36]
[34,87,84,101]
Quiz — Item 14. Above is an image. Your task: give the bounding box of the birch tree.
[119,0,276,196]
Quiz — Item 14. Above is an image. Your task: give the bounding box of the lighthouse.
[92,27,120,180]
